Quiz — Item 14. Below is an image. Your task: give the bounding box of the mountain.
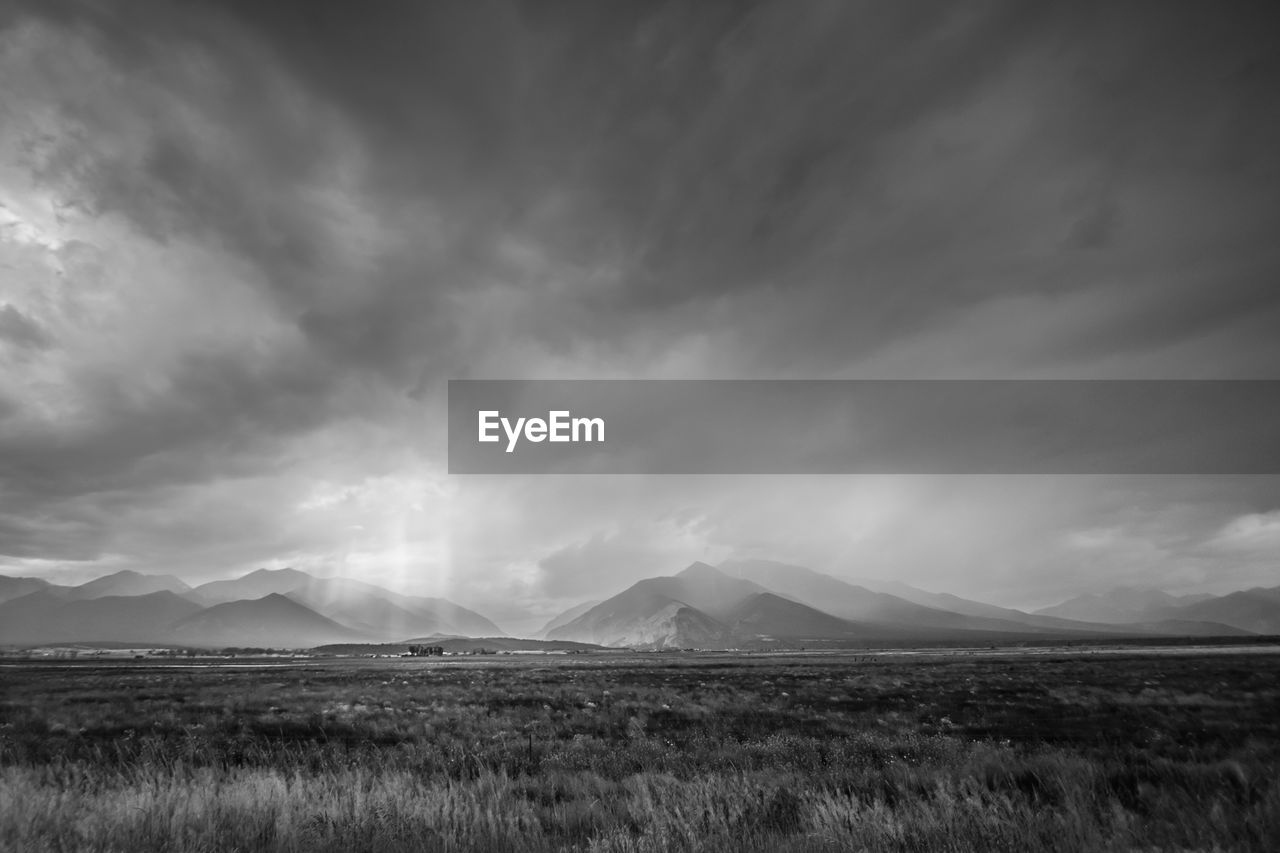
[312,595,440,639]
[0,591,202,644]
[549,560,1261,651]
[289,578,504,638]
[0,567,504,647]
[391,595,504,637]
[609,602,727,649]
[194,569,504,638]
[837,576,1118,631]
[0,591,78,643]
[547,581,730,649]
[837,574,1172,634]
[547,562,1020,649]
[43,592,201,642]
[537,599,600,638]
[546,562,784,647]
[640,561,778,619]
[308,592,501,640]
[1034,588,1177,623]
[719,559,1078,635]
[545,563,1046,650]
[2,564,1267,650]
[1131,620,1255,637]
[715,593,1008,647]
[66,570,192,601]
[1034,587,1227,624]
[722,592,871,643]
[0,575,57,605]
[1166,587,1280,635]
[191,568,316,604]
[170,593,365,648]
[550,561,993,649]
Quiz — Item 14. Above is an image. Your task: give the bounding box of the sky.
[1,0,1278,634]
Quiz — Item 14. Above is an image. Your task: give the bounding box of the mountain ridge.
[0,568,506,648]
[542,560,1272,649]
[1,564,1273,650]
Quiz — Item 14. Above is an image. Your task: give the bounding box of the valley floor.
[2,651,1278,851]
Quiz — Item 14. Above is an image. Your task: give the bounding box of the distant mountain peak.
[70,569,192,600]
[95,569,180,582]
[676,561,724,579]
[242,567,312,580]
[169,591,363,648]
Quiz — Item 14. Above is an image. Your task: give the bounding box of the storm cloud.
[1,0,1278,632]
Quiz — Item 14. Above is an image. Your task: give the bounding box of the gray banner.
[447,380,1280,474]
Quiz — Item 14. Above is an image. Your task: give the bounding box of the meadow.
[2,649,1278,852]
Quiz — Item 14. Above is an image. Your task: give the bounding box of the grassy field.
[2,650,1278,852]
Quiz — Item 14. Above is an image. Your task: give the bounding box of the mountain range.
[1035,586,1280,635]
[0,568,502,648]
[543,560,1277,649]
[1,560,1275,650]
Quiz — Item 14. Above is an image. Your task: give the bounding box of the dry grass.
[2,651,1278,851]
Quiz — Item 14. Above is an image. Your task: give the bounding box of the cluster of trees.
[404,644,445,656]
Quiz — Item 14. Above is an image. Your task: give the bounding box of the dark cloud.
[13,0,1280,378]
[1,0,1278,607]
[1,347,331,504]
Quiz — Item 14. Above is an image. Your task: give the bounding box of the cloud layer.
[2,1,1278,631]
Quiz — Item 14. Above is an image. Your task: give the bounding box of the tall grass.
[5,752,1277,852]
[2,652,1278,851]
